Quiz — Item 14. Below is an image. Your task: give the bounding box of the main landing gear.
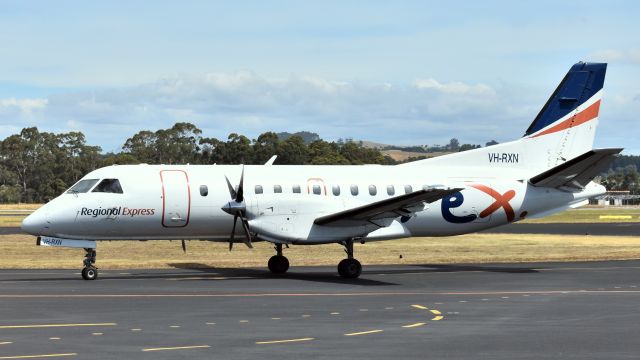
[81,248,98,280]
[338,239,362,279]
[268,243,290,274]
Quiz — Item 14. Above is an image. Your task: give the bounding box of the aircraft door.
[160,170,191,227]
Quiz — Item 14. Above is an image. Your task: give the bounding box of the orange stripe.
[531,100,600,138]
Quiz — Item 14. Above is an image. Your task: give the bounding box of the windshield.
[66,179,99,194]
[92,179,123,194]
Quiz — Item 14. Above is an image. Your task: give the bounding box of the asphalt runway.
[1,261,640,359]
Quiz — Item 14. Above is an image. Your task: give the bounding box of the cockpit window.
[92,179,123,194]
[66,179,99,194]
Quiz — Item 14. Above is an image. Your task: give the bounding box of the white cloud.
[588,49,640,64]
[0,97,47,115]
[414,78,495,96]
[0,70,632,153]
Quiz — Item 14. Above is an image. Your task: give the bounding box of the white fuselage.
[22,163,603,244]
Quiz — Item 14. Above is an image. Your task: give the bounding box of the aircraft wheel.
[268,255,290,274]
[81,267,98,280]
[338,258,361,278]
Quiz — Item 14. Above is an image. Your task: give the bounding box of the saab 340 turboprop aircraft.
[22,62,620,280]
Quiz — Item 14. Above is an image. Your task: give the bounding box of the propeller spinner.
[221,166,253,250]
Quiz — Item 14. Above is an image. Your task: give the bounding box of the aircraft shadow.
[167,262,397,286]
[0,263,537,284]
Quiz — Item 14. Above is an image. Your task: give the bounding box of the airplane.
[21,62,620,280]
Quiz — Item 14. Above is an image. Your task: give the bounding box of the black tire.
[268,255,290,274]
[82,267,98,280]
[338,259,362,278]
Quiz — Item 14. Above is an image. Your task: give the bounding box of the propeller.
[221,165,253,250]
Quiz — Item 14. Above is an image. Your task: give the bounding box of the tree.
[223,133,253,164]
[123,122,202,164]
[448,138,460,151]
[277,136,309,164]
[253,132,280,164]
[308,140,349,165]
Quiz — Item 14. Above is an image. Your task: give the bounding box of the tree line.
[0,122,637,203]
[0,123,393,203]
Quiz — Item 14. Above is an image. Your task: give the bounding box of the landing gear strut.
[268,243,289,274]
[81,248,98,280]
[338,239,362,278]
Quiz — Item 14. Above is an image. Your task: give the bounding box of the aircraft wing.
[314,188,462,227]
[529,148,623,190]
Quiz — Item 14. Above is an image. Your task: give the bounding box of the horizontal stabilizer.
[314,188,462,227]
[529,148,622,190]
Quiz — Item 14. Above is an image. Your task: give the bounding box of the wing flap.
[529,148,622,190]
[314,188,462,227]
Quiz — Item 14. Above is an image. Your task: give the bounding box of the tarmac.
[1,261,640,359]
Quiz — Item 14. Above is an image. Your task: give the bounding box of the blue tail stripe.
[524,62,607,136]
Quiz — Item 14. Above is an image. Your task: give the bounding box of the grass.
[2,233,640,269]
[0,204,41,211]
[520,207,640,223]
[0,216,29,227]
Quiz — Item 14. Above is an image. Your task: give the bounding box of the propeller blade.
[224,176,237,199]
[181,240,186,253]
[236,165,244,202]
[239,215,253,249]
[229,214,238,251]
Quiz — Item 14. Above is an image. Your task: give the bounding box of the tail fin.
[402,62,609,179]
[524,62,606,138]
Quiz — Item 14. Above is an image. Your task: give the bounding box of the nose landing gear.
[81,248,98,280]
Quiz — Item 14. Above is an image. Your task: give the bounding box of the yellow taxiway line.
[432,316,444,321]
[0,323,116,329]
[411,304,428,310]
[402,322,427,328]
[256,338,314,345]
[0,354,76,359]
[0,342,14,345]
[141,345,210,352]
[430,309,442,315]
[344,329,384,336]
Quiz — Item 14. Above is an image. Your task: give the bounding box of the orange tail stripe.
[532,100,600,138]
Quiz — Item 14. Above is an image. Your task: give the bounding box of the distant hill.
[382,149,452,162]
[358,140,393,149]
[276,131,320,144]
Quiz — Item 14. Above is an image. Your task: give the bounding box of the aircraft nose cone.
[21,210,45,235]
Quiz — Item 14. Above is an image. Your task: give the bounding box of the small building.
[589,190,640,206]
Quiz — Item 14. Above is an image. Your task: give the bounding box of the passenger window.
[200,185,208,197]
[387,185,395,196]
[255,185,263,194]
[67,179,99,194]
[312,184,321,195]
[274,185,282,193]
[350,184,359,196]
[92,179,123,194]
[292,184,301,194]
[404,185,413,194]
[332,185,340,196]
[369,185,377,196]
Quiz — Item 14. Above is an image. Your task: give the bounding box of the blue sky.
[1,0,639,153]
